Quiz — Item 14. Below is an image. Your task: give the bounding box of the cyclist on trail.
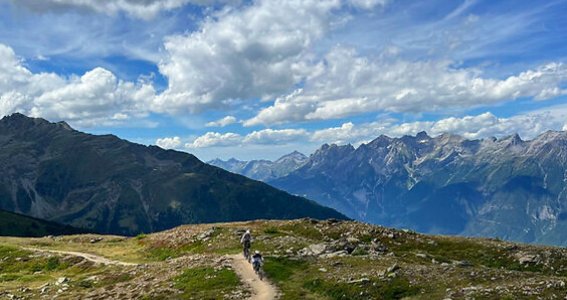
[251,250,264,279]
[240,229,252,261]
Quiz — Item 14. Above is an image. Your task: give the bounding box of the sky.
[1,0,566,161]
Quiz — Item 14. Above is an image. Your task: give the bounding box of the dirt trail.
[229,254,278,300]
[24,248,138,266]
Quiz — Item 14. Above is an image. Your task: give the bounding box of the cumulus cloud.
[153,0,387,114]
[0,43,155,127]
[184,128,307,148]
[156,136,182,149]
[186,132,242,148]
[11,0,233,20]
[245,47,567,126]
[243,128,308,145]
[205,116,238,127]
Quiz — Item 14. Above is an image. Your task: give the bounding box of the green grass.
[263,256,308,282]
[174,267,241,299]
[391,237,555,274]
[264,227,280,235]
[304,277,420,300]
[96,272,133,287]
[263,256,421,300]
[144,240,209,261]
[0,245,70,275]
[135,233,147,240]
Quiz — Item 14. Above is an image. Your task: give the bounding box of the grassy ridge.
[1,219,567,299]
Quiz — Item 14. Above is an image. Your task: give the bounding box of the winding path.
[229,254,278,300]
[23,248,138,266]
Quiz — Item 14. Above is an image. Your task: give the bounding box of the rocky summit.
[0,113,345,236]
[1,219,566,299]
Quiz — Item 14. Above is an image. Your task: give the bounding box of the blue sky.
[1,0,566,161]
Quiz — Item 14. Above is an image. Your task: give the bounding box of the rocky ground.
[1,219,567,299]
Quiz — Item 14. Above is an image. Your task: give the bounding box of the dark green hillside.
[0,113,345,235]
[0,209,86,237]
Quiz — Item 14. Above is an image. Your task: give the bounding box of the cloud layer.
[153,0,387,114]
[245,47,567,126]
[175,107,567,151]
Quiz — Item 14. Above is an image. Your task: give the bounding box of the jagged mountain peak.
[1,112,50,128]
[275,151,307,164]
[367,134,393,149]
[1,113,77,135]
[498,133,523,144]
[315,143,355,154]
[416,131,430,140]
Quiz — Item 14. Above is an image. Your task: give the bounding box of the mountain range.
[208,151,308,181]
[213,131,567,246]
[0,113,345,236]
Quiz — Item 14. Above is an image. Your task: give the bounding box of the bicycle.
[253,260,264,280]
[243,240,251,262]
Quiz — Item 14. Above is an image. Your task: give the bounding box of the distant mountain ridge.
[208,151,308,181]
[211,130,567,246]
[0,113,345,235]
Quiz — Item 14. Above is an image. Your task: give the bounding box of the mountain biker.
[240,229,252,261]
[251,250,264,279]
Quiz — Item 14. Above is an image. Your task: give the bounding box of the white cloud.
[311,121,385,145]
[0,43,155,127]
[186,132,242,148]
[348,0,388,10]
[243,128,308,145]
[245,47,567,126]
[205,115,237,127]
[153,0,387,114]
[156,136,182,149]
[11,0,233,20]
[184,128,307,148]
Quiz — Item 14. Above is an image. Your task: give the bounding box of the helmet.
[255,250,260,254]
[246,229,250,234]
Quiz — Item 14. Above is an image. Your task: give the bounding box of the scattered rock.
[347,278,370,284]
[517,253,540,265]
[300,243,327,256]
[55,277,69,286]
[90,237,103,244]
[453,260,472,267]
[197,227,217,241]
[320,250,348,258]
[387,263,399,273]
[326,218,341,224]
